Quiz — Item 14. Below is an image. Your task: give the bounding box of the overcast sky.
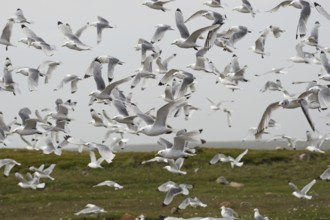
[1,0,330,149]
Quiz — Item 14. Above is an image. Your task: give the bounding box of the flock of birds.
[1,0,330,219]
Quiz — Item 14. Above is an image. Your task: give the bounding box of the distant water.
[4,140,330,152]
[122,140,330,152]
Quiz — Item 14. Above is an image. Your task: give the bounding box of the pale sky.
[1,0,330,148]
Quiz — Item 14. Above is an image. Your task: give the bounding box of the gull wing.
[301,179,316,194]
[235,149,248,162]
[209,153,228,164]
[178,197,192,209]
[320,167,330,180]
[288,181,299,192]
[299,99,315,132]
[185,24,220,45]
[184,10,208,23]
[175,9,190,39]
[255,102,281,139]
[314,2,330,20]
[158,137,173,149]
[157,180,177,192]
[266,0,292,13]
[296,1,311,39]
[4,163,16,176]
[101,75,135,96]
[1,20,14,43]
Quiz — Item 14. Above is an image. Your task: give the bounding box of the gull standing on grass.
[220,206,240,219]
[288,179,316,199]
[254,208,269,220]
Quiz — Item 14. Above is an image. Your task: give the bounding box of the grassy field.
[0,147,329,220]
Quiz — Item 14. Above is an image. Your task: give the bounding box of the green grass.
[0,148,329,220]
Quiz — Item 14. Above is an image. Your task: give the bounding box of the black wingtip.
[201,139,206,144]
[314,2,320,7]
[21,24,26,29]
[199,129,203,133]
[57,21,63,25]
[94,57,101,63]
[176,8,181,12]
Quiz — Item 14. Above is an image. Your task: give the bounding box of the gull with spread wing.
[57,21,90,51]
[0,158,21,177]
[288,179,316,199]
[88,16,113,44]
[172,8,220,49]
[210,149,248,168]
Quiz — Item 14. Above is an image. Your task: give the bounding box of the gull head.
[202,12,215,20]
[142,1,151,6]
[171,39,182,46]
[7,18,15,22]
[156,149,166,157]
[89,91,100,97]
